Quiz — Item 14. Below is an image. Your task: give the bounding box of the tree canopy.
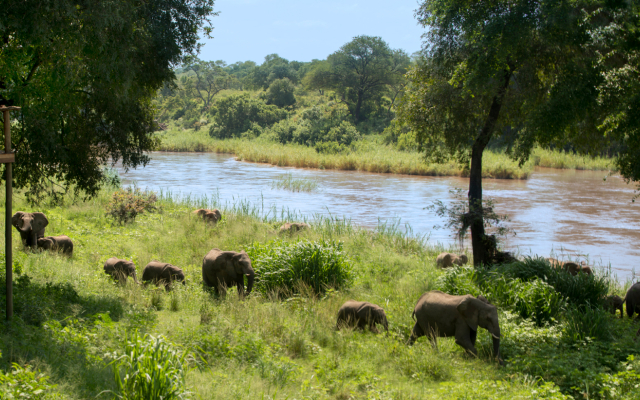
[401,0,640,265]
[305,35,410,123]
[0,0,217,202]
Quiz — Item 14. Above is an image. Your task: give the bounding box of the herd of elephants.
[10,209,640,365]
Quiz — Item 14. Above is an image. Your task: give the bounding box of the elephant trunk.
[132,271,140,285]
[492,337,501,363]
[245,269,254,295]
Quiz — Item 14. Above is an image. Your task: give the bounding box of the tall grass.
[530,147,615,171]
[270,173,320,192]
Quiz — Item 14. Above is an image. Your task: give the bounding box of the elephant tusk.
[491,333,500,340]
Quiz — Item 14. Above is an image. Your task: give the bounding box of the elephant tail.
[411,310,416,321]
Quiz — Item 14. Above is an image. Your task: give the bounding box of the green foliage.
[208,94,288,139]
[246,239,353,295]
[598,355,640,400]
[107,333,190,400]
[181,58,230,110]
[0,0,216,202]
[245,54,301,90]
[106,188,161,224]
[265,78,296,108]
[563,305,613,343]
[0,363,61,399]
[305,35,410,123]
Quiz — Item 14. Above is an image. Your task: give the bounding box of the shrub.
[106,333,190,400]
[246,239,353,295]
[563,305,613,343]
[0,363,61,399]
[265,78,296,108]
[208,94,287,139]
[106,188,161,224]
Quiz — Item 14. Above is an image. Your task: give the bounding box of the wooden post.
[1,106,18,321]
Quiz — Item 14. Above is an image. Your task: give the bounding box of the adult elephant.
[12,211,48,248]
[336,300,388,333]
[410,291,503,364]
[625,283,640,320]
[436,252,468,268]
[547,258,592,276]
[37,235,73,256]
[104,257,139,284]
[142,262,186,290]
[202,249,254,297]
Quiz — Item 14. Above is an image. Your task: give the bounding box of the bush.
[265,78,296,108]
[314,141,350,154]
[106,333,190,400]
[209,94,288,139]
[0,363,61,399]
[563,305,613,343]
[246,239,353,295]
[106,188,161,224]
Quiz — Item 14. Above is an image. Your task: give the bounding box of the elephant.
[546,258,592,276]
[625,282,640,320]
[36,235,73,256]
[436,252,469,268]
[141,261,186,290]
[193,208,222,224]
[410,290,503,364]
[603,294,624,318]
[336,300,388,333]
[104,257,139,284]
[12,211,48,248]
[279,222,310,234]
[202,249,254,297]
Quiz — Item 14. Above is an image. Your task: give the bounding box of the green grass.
[0,188,638,399]
[270,173,320,192]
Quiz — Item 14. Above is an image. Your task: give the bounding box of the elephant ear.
[32,212,49,231]
[12,212,24,228]
[457,297,480,332]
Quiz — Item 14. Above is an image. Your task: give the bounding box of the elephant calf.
[547,258,593,276]
[142,262,186,290]
[193,208,222,224]
[436,252,468,268]
[336,300,388,333]
[279,222,310,234]
[37,235,73,256]
[410,291,503,364]
[604,295,624,318]
[104,257,139,284]
[202,249,255,297]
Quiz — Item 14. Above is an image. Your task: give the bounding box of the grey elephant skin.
[604,295,624,318]
[37,235,73,256]
[142,262,186,290]
[202,249,254,296]
[436,252,468,268]
[625,283,640,319]
[12,211,48,248]
[410,291,502,364]
[336,300,388,333]
[104,257,139,284]
[193,208,222,224]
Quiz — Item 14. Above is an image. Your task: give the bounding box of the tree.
[0,0,216,202]
[182,58,229,110]
[401,0,639,266]
[265,78,296,108]
[245,54,299,90]
[306,36,410,123]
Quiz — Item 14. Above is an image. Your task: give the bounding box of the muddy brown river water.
[116,152,640,280]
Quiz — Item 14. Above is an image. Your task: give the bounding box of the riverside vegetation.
[1,186,639,399]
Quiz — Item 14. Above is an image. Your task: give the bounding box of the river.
[116,152,640,280]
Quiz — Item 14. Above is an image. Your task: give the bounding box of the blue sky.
[198,0,425,65]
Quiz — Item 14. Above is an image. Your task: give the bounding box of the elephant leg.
[409,322,424,345]
[369,322,379,334]
[455,326,478,357]
[469,328,477,347]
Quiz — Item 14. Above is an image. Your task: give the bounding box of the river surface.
[116,152,640,280]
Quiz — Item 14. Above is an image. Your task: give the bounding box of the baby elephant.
[279,222,310,234]
[604,295,624,318]
[193,208,222,224]
[142,261,186,290]
[436,252,468,268]
[37,235,73,256]
[547,258,593,276]
[104,257,139,284]
[336,300,389,333]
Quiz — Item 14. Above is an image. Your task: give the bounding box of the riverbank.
[1,188,638,399]
[155,126,616,180]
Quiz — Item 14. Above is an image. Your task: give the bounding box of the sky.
[198,0,425,65]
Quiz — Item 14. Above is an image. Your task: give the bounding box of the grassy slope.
[0,190,636,399]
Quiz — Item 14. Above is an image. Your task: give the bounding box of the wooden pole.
[1,106,18,321]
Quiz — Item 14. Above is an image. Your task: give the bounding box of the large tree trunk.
[469,70,512,267]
